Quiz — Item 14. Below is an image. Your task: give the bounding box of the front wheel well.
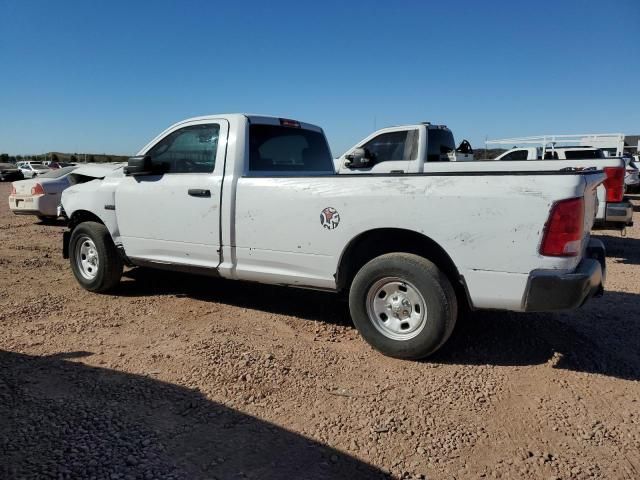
[69,210,105,231]
[336,228,466,300]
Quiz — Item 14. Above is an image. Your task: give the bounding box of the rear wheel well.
[336,229,465,300]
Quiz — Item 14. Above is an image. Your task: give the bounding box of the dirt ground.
[1,181,639,480]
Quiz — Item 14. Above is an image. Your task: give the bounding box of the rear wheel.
[69,221,123,292]
[348,253,457,359]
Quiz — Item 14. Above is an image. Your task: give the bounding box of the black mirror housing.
[124,155,153,175]
[344,148,370,169]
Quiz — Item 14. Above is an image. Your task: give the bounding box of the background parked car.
[9,166,78,221]
[0,163,24,181]
[17,162,50,178]
[624,155,639,187]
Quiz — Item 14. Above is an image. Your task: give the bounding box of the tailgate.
[581,171,606,247]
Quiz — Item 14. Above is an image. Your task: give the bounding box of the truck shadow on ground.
[118,269,640,382]
[596,233,640,265]
[0,350,387,480]
[120,268,353,326]
[434,290,640,381]
[35,218,67,227]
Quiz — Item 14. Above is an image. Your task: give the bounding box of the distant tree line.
[0,152,130,164]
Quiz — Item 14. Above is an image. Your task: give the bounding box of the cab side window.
[147,124,220,173]
[361,130,418,164]
[501,149,529,161]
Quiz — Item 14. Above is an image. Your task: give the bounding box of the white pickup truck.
[60,114,606,360]
[335,126,631,229]
[334,123,473,173]
[489,145,632,230]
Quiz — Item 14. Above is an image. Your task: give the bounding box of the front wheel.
[69,221,123,292]
[348,253,457,360]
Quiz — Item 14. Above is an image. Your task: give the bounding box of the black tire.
[69,221,123,292]
[348,253,457,360]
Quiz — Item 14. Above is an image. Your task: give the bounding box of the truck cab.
[334,123,473,174]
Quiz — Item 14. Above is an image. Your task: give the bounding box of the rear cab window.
[248,122,334,175]
[426,128,455,162]
[563,149,605,160]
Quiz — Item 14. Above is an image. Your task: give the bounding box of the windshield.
[427,129,456,162]
[37,166,78,178]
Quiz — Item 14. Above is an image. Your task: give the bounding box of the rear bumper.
[9,194,58,217]
[594,200,633,229]
[524,239,605,312]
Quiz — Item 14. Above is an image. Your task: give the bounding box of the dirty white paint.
[335,126,623,225]
[230,173,599,302]
[489,146,624,223]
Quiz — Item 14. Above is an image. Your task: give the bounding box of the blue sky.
[0,0,638,156]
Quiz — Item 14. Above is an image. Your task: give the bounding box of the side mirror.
[124,155,153,175]
[344,148,371,168]
[456,139,473,155]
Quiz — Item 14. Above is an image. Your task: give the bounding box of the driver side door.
[115,119,228,269]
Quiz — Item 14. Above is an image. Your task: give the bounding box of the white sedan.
[18,163,51,178]
[9,166,78,221]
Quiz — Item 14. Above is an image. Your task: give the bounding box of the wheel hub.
[388,294,412,319]
[365,277,428,341]
[75,236,99,280]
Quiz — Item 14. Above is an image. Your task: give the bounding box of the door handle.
[188,189,211,198]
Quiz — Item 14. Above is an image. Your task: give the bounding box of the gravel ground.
[1,181,639,480]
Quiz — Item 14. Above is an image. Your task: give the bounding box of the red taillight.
[10,184,16,195]
[603,166,624,202]
[31,183,45,195]
[540,197,584,257]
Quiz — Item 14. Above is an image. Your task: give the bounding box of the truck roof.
[165,114,324,133]
[379,123,451,131]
